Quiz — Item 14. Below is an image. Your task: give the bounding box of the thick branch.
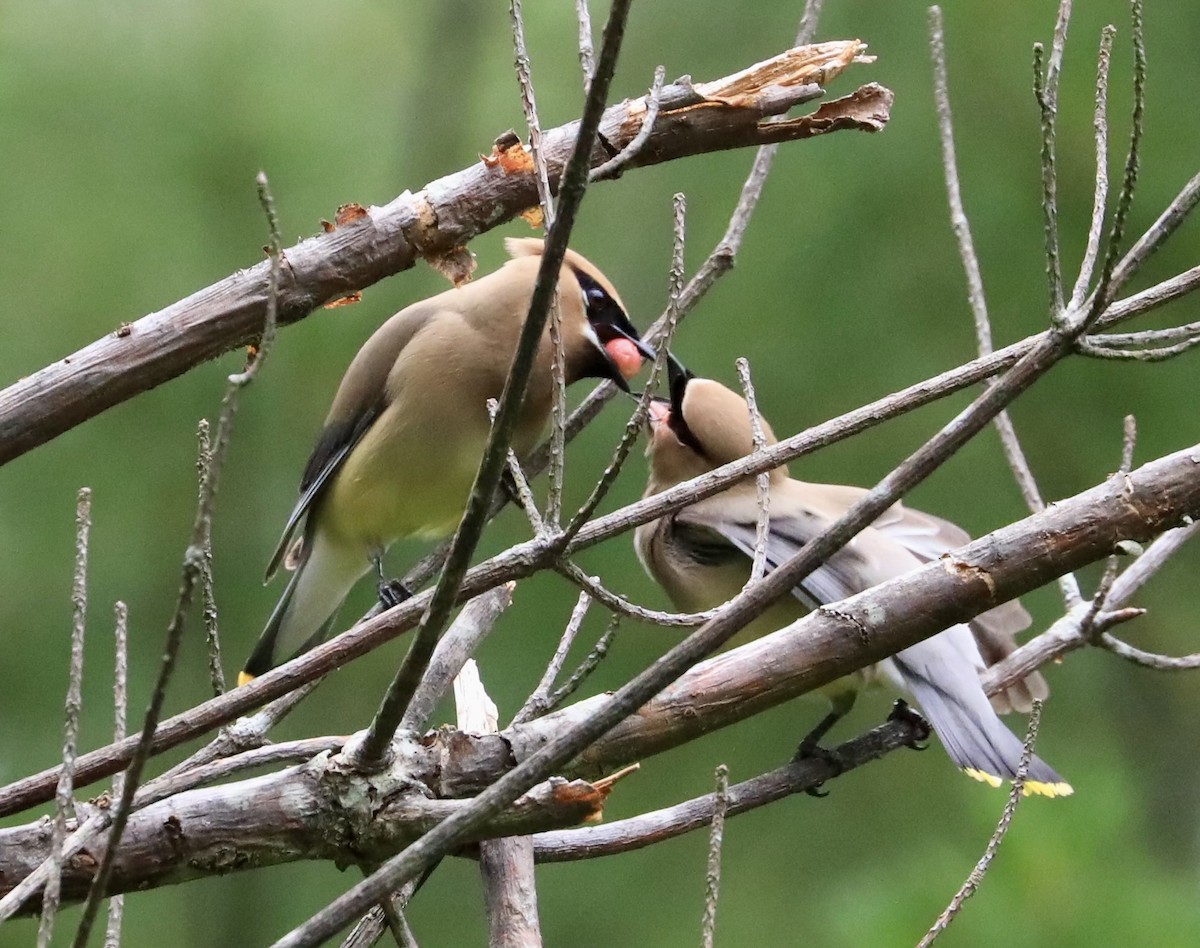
[0,753,614,914]
[0,43,887,467]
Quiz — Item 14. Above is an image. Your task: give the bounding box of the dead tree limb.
[0,43,888,467]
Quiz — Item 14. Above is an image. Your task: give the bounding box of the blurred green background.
[2,1,1198,945]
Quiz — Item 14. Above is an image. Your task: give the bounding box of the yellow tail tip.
[237,670,256,687]
[963,768,1074,798]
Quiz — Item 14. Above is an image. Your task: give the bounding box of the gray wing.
[677,510,871,608]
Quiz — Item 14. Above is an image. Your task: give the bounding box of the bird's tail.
[888,636,1073,798]
[239,531,368,685]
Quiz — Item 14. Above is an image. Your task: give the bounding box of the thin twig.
[1069,25,1115,310]
[983,514,1199,697]
[560,192,686,542]
[352,0,634,770]
[700,764,729,948]
[70,172,285,948]
[1079,415,1137,643]
[1033,0,1073,317]
[510,0,555,230]
[930,4,1079,604]
[590,65,666,181]
[103,602,128,948]
[532,714,923,862]
[513,591,593,727]
[918,702,1044,946]
[735,359,772,583]
[1086,0,1145,318]
[197,420,226,696]
[558,562,712,627]
[38,488,92,948]
[547,298,568,529]
[574,0,595,90]
[540,616,619,717]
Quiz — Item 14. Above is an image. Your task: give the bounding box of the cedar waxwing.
[240,238,653,684]
[635,366,1071,797]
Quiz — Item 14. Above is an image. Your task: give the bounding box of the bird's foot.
[887,699,932,751]
[793,725,846,798]
[378,578,413,610]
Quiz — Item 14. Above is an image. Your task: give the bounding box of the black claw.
[793,736,845,798]
[888,699,932,750]
[378,578,413,610]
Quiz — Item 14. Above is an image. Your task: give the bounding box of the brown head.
[645,368,787,492]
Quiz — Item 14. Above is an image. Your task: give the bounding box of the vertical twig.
[1088,0,1145,317]
[103,602,129,948]
[1069,26,1115,311]
[1033,0,1073,317]
[734,360,772,584]
[560,192,686,542]
[930,3,1081,605]
[197,420,226,696]
[700,764,729,948]
[917,702,1044,946]
[574,0,595,90]
[510,0,555,229]
[38,487,92,948]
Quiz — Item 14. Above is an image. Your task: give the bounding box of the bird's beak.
[591,315,657,394]
[667,352,694,416]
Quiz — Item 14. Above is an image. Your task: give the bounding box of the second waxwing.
[240,238,653,684]
[635,366,1071,797]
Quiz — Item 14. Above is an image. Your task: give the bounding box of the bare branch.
[0,40,885,469]
[510,0,555,230]
[1087,0,1146,316]
[930,4,1079,603]
[1069,25,1115,310]
[590,65,666,181]
[401,585,516,734]
[918,702,1044,946]
[37,488,92,948]
[558,563,710,627]
[196,420,226,696]
[532,716,918,862]
[983,520,1200,697]
[574,0,594,89]
[538,617,618,717]
[103,602,128,948]
[700,764,729,948]
[735,359,772,584]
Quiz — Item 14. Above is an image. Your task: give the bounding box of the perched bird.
[635,366,1071,796]
[240,238,653,684]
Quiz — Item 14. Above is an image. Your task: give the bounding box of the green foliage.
[1,1,1198,944]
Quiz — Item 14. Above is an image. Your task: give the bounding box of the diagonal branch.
[0,42,886,468]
